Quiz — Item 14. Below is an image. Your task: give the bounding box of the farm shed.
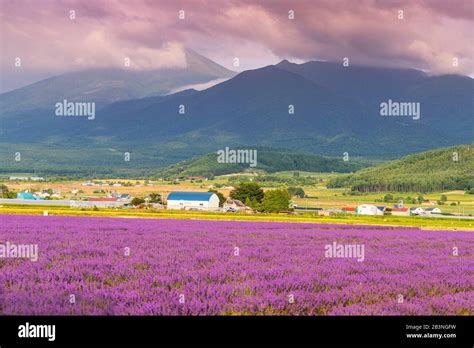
[356,204,383,216]
[410,207,425,215]
[223,198,253,213]
[341,207,356,214]
[167,191,220,211]
[16,192,41,200]
[391,207,410,216]
[426,207,442,214]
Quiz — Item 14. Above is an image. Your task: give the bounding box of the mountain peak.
[276,59,292,67]
[184,48,235,77]
[0,49,235,111]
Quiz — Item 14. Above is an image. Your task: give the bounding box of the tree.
[230,182,264,203]
[440,194,448,202]
[131,197,145,206]
[208,189,225,207]
[383,194,393,202]
[0,184,16,198]
[260,189,291,213]
[148,193,162,203]
[245,197,260,210]
[288,187,305,198]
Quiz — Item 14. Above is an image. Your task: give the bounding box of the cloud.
[167,77,232,95]
[1,0,472,91]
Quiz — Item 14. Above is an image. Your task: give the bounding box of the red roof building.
[88,197,118,202]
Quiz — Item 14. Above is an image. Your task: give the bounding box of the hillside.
[157,149,374,178]
[1,59,472,174]
[328,143,474,192]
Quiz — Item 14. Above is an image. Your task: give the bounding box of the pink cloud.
[1,0,472,91]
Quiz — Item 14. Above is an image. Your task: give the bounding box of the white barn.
[356,204,384,216]
[410,207,425,215]
[426,207,442,214]
[166,191,220,211]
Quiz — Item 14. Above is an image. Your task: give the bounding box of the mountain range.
[1,51,472,175]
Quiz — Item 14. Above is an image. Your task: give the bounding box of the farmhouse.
[88,197,118,202]
[356,204,383,216]
[9,176,29,181]
[17,192,41,200]
[391,207,409,216]
[166,191,220,211]
[410,207,425,215]
[426,207,442,214]
[341,207,356,214]
[223,198,252,213]
[115,193,131,201]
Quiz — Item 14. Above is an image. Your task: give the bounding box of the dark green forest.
[328,143,473,192]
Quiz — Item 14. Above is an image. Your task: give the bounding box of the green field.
[2,167,473,229]
[293,188,474,215]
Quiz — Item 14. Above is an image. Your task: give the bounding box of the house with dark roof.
[425,207,442,214]
[223,198,253,213]
[410,207,425,215]
[166,191,219,211]
[115,193,131,201]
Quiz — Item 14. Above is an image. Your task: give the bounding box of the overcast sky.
[1,0,473,92]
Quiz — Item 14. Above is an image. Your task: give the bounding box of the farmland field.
[1,214,473,315]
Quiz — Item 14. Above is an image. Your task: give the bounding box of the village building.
[166,192,220,211]
[293,206,324,212]
[17,192,40,200]
[88,197,118,202]
[356,204,384,216]
[115,194,131,201]
[410,207,425,215]
[149,203,164,209]
[223,198,252,213]
[426,207,442,214]
[391,207,410,216]
[341,207,356,214]
[9,176,29,181]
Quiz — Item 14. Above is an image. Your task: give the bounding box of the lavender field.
[0,214,473,315]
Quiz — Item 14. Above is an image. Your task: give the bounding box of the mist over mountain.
[0,49,235,113]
